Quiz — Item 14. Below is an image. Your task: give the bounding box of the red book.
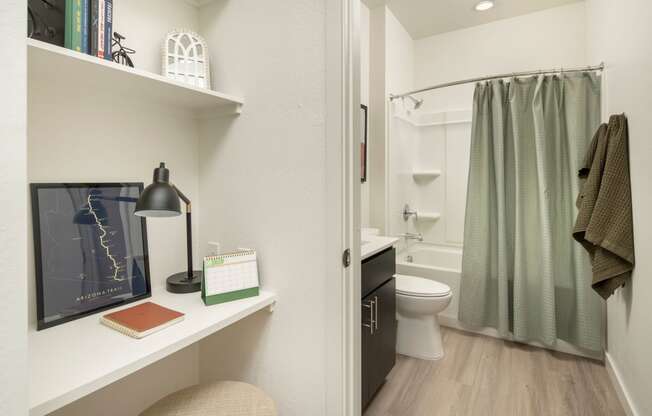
[100,302,184,338]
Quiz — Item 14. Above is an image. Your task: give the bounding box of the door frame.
[325,0,361,414]
[0,0,29,414]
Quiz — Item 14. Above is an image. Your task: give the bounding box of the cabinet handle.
[374,296,379,330]
[362,300,375,335]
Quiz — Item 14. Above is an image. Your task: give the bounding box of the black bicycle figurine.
[112,32,136,68]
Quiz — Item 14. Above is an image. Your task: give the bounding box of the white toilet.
[395,274,452,360]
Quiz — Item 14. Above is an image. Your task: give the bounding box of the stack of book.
[64,0,113,60]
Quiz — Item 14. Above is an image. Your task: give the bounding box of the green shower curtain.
[458,73,604,352]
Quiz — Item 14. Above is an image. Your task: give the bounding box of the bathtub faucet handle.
[403,204,418,221]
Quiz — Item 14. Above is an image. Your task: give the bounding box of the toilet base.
[396,313,444,361]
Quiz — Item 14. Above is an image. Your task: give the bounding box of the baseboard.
[605,352,638,416]
[438,315,604,361]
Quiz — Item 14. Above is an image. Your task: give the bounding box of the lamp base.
[166,271,203,294]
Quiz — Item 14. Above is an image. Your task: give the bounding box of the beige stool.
[140,381,277,416]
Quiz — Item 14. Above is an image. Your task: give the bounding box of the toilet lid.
[395,274,451,297]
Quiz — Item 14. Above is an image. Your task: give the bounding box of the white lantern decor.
[162,29,211,89]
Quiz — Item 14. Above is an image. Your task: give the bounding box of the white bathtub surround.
[389,109,471,247]
[415,212,441,222]
[361,234,400,261]
[395,274,452,360]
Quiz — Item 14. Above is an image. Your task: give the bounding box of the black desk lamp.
[135,162,202,293]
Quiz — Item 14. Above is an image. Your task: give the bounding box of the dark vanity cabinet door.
[361,248,397,409]
[362,248,395,298]
[361,292,375,407]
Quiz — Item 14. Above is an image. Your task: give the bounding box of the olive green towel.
[573,114,635,299]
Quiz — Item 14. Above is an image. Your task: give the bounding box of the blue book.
[81,0,90,54]
[104,0,113,61]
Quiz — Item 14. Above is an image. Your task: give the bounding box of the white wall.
[367,6,387,233]
[385,8,415,242]
[385,9,414,100]
[367,6,415,236]
[22,1,348,414]
[360,3,371,227]
[415,2,588,112]
[0,1,28,415]
[586,1,652,414]
[398,2,589,245]
[28,84,201,416]
[195,1,330,414]
[26,0,201,325]
[113,0,199,74]
[26,2,202,414]
[48,346,198,416]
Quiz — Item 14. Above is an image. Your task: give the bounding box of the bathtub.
[396,243,462,321]
[396,243,603,360]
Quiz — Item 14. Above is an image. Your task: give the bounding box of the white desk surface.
[29,287,277,416]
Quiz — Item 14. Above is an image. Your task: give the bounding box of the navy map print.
[35,185,148,325]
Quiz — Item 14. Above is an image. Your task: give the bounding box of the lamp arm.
[172,185,191,207]
[172,185,194,279]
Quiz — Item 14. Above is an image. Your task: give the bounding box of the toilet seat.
[395,274,451,298]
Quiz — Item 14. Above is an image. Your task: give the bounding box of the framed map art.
[31,183,151,330]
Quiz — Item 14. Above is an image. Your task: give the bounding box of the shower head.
[404,95,424,110]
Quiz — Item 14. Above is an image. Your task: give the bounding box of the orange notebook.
[100,302,184,339]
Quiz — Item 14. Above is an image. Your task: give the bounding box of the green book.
[202,250,260,306]
[64,0,73,49]
[71,0,83,52]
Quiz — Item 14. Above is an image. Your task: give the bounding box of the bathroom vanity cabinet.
[361,247,397,409]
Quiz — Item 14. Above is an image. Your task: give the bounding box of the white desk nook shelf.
[29,288,277,416]
[28,39,244,117]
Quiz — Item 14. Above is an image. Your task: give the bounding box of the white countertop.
[361,235,400,261]
[29,287,277,416]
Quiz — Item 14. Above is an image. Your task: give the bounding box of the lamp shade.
[135,163,181,217]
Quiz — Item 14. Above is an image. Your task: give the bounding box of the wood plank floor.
[364,327,625,416]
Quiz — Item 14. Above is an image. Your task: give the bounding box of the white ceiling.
[363,0,583,39]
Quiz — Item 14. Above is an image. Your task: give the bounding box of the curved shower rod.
[389,62,605,101]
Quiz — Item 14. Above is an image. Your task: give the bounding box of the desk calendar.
[202,250,260,306]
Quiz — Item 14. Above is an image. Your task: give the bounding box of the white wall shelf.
[28,39,244,117]
[29,289,277,416]
[393,114,471,128]
[418,119,471,127]
[412,170,442,180]
[418,212,441,221]
[184,0,216,6]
